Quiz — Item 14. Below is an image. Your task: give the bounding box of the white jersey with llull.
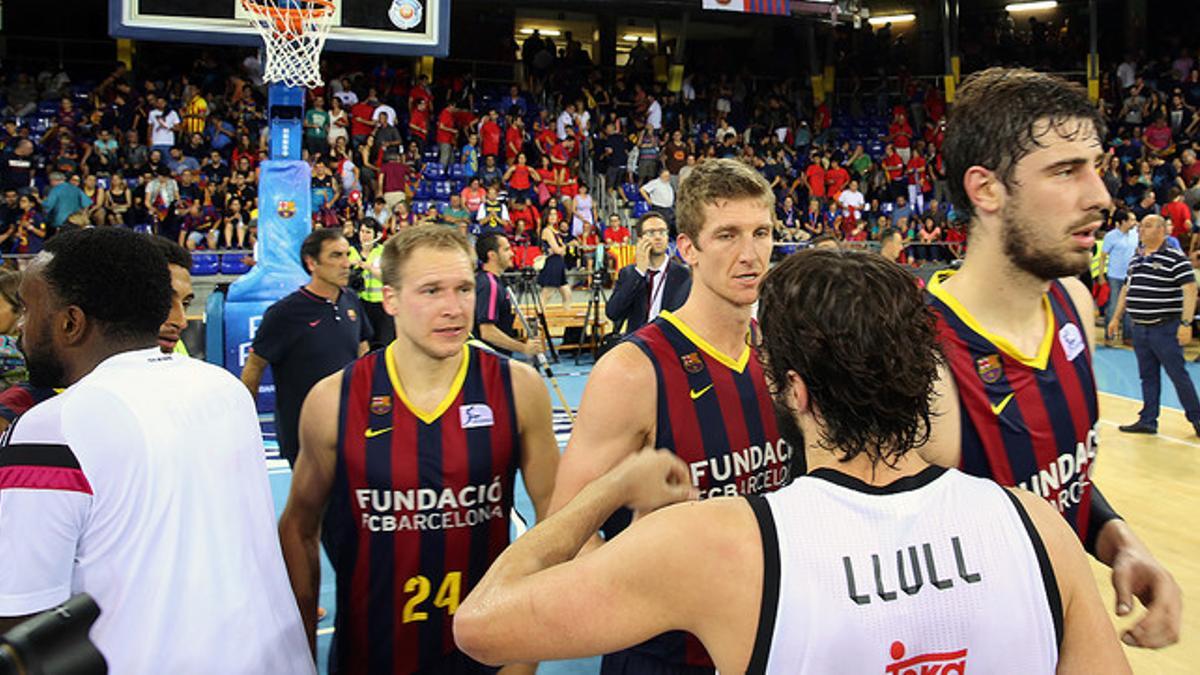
[744,466,1061,675]
[0,348,315,674]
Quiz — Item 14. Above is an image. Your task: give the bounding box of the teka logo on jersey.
[884,641,967,674]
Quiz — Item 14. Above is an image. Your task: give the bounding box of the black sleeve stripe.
[1001,489,1065,652]
[0,443,80,469]
[1084,486,1123,554]
[745,494,781,675]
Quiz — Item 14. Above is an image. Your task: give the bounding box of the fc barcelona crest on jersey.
[681,351,704,374]
[277,199,297,219]
[370,395,392,416]
[975,354,1003,384]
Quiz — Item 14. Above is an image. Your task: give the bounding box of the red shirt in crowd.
[550,141,570,168]
[505,126,524,164]
[480,119,502,156]
[535,127,556,156]
[461,185,486,213]
[889,119,913,149]
[906,155,927,187]
[605,225,630,244]
[537,167,557,195]
[508,164,533,190]
[1162,200,1192,238]
[409,84,432,112]
[409,107,429,142]
[805,163,826,198]
[882,152,905,181]
[350,101,376,137]
[824,165,850,197]
[436,108,456,145]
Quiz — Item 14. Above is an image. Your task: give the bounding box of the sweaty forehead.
[1025,117,1104,158]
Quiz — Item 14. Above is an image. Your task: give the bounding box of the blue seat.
[414,182,433,199]
[219,254,251,275]
[433,180,453,199]
[191,253,219,276]
[422,163,444,179]
[36,100,58,116]
[449,164,466,179]
[621,183,640,202]
[411,199,431,214]
[632,201,650,218]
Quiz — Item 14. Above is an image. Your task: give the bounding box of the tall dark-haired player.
[278,225,559,674]
[924,67,1181,648]
[549,158,791,674]
[454,249,1130,674]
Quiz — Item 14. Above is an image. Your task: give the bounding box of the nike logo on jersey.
[308,319,322,328]
[989,393,1014,416]
[364,426,393,438]
[689,384,713,400]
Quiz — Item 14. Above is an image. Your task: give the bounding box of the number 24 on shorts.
[402,572,463,623]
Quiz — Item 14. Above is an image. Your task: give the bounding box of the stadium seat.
[632,201,650,218]
[219,254,252,275]
[621,183,640,202]
[449,164,466,179]
[433,180,453,199]
[191,253,220,276]
[411,199,430,214]
[423,163,444,179]
[36,101,58,116]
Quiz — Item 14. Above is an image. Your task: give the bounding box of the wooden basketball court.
[1090,391,1197,673]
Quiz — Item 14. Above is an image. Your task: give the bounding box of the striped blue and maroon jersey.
[927,272,1099,544]
[615,310,792,670]
[325,344,519,674]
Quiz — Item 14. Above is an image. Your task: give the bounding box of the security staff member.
[474,233,545,358]
[1108,214,1200,436]
[241,228,372,466]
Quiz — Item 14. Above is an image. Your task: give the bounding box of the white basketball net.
[242,0,336,89]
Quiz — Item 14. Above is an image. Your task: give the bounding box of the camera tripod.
[577,266,610,365]
[505,268,559,363]
[503,276,575,423]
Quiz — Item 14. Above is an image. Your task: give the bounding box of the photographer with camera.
[475,233,546,358]
[605,212,690,335]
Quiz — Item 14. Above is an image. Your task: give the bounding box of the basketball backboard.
[108,0,450,57]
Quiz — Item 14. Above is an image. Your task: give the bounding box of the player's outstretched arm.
[510,360,560,522]
[547,343,656,518]
[1008,489,1132,674]
[457,451,765,669]
[279,371,341,656]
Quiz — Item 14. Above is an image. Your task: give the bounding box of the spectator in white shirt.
[640,169,676,235]
[147,96,180,153]
[372,102,397,127]
[646,94,662,131]
[837,179,866,217]
[557,103,577,140]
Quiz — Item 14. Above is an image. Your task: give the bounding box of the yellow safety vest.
[1090,240,1105,279]
[358,245,385,303]
[173,339,189,357]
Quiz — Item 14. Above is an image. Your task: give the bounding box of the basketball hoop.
[242,0,337,89]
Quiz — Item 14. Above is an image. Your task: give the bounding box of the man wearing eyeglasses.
[605,212,691,335]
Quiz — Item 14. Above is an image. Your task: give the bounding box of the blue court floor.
[265,346,1192,674]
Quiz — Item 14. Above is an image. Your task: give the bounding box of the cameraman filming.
[605,212,690,335]
[475,233,546,358]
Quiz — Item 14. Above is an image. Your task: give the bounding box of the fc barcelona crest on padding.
[370,395,392,416]
[975,354,1003,384]
[681,352,704,374]
[277,199,296,219]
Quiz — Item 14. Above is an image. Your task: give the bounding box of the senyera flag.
[702,0,791,16]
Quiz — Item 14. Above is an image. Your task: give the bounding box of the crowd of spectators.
[4,30,1200,279]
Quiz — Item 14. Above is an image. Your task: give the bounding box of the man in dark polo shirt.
[1107,214,1200,436]
[241,228,372,465]
[474,233,544,358]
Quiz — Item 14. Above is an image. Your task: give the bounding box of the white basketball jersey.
[745,466,1060,675]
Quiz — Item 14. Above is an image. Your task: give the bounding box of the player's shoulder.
[590,339,656,388]
[1003,486,1080,561]
[2,389,68,446]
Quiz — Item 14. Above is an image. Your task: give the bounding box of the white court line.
[1097,392,1200,449]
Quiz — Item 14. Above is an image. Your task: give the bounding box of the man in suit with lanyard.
[605,212,691,336]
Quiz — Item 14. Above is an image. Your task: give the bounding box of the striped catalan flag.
[702,0,790,16]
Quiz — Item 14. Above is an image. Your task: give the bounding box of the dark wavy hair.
[756,249,940,468]
[944,67,1106,225]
